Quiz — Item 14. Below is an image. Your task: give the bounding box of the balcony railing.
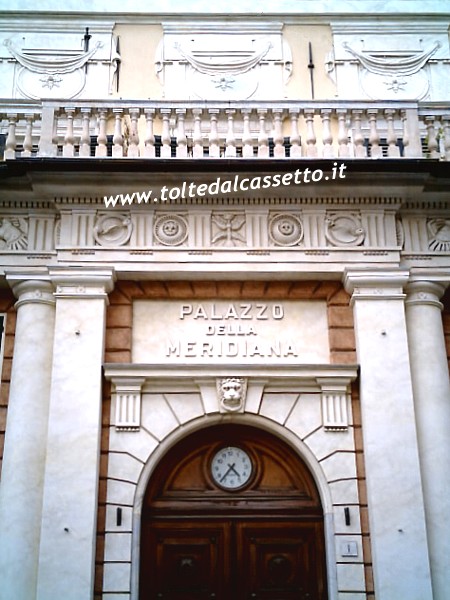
[1,99,449,161]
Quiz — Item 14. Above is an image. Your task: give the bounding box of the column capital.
[405,269,450,310]
[405,281,446,310]
[5,270,55,309]
[48,267,116,301]
[343,268,409,304]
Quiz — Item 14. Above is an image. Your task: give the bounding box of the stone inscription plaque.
[132,300,329,364]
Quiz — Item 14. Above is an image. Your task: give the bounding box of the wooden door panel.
[140,521,230,600]
[236,522,327,600]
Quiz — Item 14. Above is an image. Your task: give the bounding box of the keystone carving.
[217,377,247,413]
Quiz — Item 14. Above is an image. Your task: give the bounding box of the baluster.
[367,109,381,158]
[289,109,301,158]
[175,108,187,158]
[127,108,140,158]
[62,107,76,157]
[257,109,269,158]
[272,109,284,158]
[22,113,34,157]
[224,110,236,158]
[385,109,400,157]
[401,110,409,158]
[442,115,450,161]
[321,108,333,157]
[95,109,108,157]
[208,109,220,158]
[160,109,172,158]
[192,109,203,158]
[351,110,366,158]
[424,116,439,158]
[79,108,91,157]
[143,109,155,158]
[337,109,349,157]
[304,109,318,158]
[5,113,18,159]
[112,109,124,158]
[241,109,253,158]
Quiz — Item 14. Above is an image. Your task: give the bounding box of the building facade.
[0,2,449,599]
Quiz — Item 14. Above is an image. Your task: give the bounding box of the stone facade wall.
[0,290,16,481]
[96,280,372,597]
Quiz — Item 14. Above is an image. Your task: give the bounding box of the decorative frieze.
[0,205,448,266]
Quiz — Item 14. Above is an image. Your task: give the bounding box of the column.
[405,275,450,600]
[36,268,115,600]
[0,272,56,600]
[343,269,433,600]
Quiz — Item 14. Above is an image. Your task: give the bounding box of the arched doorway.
[139,424,328,599]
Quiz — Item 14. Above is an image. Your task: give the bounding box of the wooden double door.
[142,518,325,600]
[140,424,328,600]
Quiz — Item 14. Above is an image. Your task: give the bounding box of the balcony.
[0,99,449,161]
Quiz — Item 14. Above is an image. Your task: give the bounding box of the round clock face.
[210,446,253,490]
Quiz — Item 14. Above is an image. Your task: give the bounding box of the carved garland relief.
[341,40,441,100]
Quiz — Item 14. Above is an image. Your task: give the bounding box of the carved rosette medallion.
[154,214,188,246]
[427,218,450,251]
[325,213,365,247]
[93,214,132,247]
[217,377,247,413]
[269,213,304,246]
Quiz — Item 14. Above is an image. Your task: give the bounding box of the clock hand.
[220,463,235,483]
[227,463,241,477]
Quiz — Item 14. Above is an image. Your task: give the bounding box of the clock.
[210,446,253,490]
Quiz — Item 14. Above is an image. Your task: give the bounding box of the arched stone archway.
[138,422,328,600]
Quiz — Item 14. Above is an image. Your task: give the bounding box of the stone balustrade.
[1,99,449,161]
